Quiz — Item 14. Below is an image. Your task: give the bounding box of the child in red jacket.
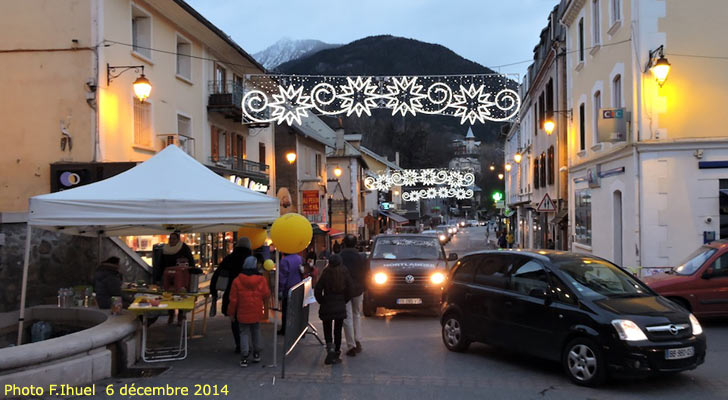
[228,256,270,367]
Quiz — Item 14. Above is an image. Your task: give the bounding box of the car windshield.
[555,257,651,299]
[371,237,442,260]
[673,247,716,276]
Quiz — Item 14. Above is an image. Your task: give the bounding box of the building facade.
[562,0,728,269]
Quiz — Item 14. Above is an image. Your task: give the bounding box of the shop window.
[575,189,592,245]
[131,6,152,60]
[133,98,152,148]
[176,36,191,80]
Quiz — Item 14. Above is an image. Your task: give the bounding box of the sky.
[186,0,560,79]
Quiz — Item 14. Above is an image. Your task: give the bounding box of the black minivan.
[440,250,706,386]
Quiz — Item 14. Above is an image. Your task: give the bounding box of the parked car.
[364,234,457,316]
[440,250,706,386]
[643,240,728,318]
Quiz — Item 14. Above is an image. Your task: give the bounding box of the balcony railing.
[207,81,269,127]
[208,156,269,178]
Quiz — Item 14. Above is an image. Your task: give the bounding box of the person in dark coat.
[314,254,352,365]
[156,231,195,281]
[340,234,368,356]
[211,237,252,353]
[94,257,122,309]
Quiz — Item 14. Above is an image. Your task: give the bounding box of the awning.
[550,208,569,225]
[379,210,409,225]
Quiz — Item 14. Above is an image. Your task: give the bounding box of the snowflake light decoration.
[437,187,450,198]
[269,84,312,125]
[382,76,427,117]
[451,84,497,125]
[337,77,380,117]
[364,169,475,201]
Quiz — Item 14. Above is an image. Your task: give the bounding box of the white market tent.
[17,145,280,343]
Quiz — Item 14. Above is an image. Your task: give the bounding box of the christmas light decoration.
[364,169,476,201]
[241,74,520,125]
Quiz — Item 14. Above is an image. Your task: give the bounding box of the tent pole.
[17,224,32,346]
[270,251,280,367]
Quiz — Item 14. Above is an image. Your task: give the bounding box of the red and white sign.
[302,190,320,215]
[536,193,556,212]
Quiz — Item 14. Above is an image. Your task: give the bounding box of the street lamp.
[646,45,671,87]
[514,152,522,164]
[333,166,342,178]
[543,119,556,135]
[107,64,152,102]
[489,164,495,171]
[498,173,504,180]
[285,151,297,164]
[505,163,512,172]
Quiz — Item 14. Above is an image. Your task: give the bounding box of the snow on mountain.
[253,38,340,70]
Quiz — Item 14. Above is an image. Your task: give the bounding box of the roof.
[172,0,267,72]
[291,114,336,148]
[326,141,369,169]
[359,146,401,171]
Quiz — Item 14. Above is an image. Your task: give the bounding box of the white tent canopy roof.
[29,145,280,236]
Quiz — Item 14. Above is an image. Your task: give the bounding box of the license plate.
[665,346,694,360]
[396,298,422,305]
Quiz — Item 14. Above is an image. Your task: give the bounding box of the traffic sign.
[536,193,556,212]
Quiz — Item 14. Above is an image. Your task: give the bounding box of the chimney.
[335,127,345,151]
[395,152,400,167]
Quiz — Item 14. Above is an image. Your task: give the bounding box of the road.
[68,226,728,400]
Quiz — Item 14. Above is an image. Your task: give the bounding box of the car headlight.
[373,272,388,285]
[430,272,446,284]
[439,234,446,241]
[689,313,703,336]
[611,319,648,341]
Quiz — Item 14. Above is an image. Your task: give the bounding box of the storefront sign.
[229,175,269,193]
[302,190,320,215]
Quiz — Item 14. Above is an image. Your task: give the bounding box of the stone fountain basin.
[0,306,140,390]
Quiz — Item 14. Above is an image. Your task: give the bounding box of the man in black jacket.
[340,234,369,356]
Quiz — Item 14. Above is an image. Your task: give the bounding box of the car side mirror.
[448,253,458,261]
[702,267,714,279]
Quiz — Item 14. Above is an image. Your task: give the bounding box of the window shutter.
[211,126,219,161]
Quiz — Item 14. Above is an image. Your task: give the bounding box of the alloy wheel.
[443,318,461,347]
[567,344,597,381]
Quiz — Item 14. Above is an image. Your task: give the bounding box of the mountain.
[253,38,340,70]
[277,36,512,177]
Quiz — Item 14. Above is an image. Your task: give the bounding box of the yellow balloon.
[237,227,267,249]
[263,259,276,271]
[270,213,313,254]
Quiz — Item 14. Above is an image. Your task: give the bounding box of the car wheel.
[442,313,470,352]
[562,337,606,386]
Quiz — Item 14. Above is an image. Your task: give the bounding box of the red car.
[644,240,728,318]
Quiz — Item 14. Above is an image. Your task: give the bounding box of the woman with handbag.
[210,237,251,353]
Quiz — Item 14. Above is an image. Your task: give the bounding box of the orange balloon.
[237,227,267,249]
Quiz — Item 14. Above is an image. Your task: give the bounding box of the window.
[214,64,226,93]
[611,0,621,23]
[259,143,266,169]
[131,6,151,60]
[210,126,219,161]
[538,92,545,132]
[549,274,578,305]
[546,79,554,120]
[219,130,228,158]
[176,36,191,80]
[721,179,728,239]
[534,158,540,189]
[579,103,586,151]
[613,75,622,108]
[540,153,546,187]
[578,18,585,62]
[176,114,193,155]
[592,0,601,45]
[547,146,555,185]
[575,189,592,245]
[474,255,513,289]
[133,98,152,148]
[534,108,538,136]
[233,74,244,91]
[508,259,549,297]
[316,153,323,177]
[452,258,477,283]
[710,253,728,278]
[593,91,601,144]
[236,135,246,159]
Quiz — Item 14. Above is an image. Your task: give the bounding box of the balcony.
[208,156,269,182]
[207,81,269,127]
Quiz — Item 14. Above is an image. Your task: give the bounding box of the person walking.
[211,237,251,353]
[228,256,270,368]
[278,251,303,335]
[340,234,368,357]
[498,231,507,249]
[314,254,352,365]
[94,257,122,309]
